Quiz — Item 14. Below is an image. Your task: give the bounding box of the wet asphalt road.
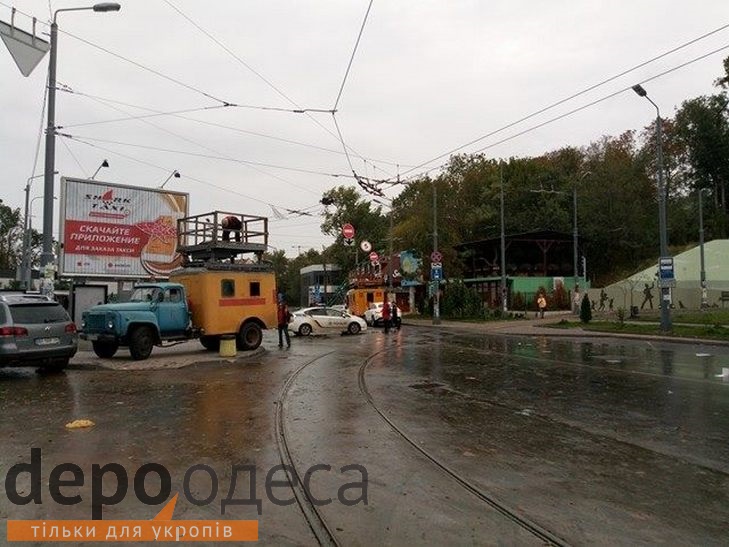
[1,325,728,545]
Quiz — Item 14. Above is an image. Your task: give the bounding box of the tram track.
[275,351,340,547]
[357,350,571,547]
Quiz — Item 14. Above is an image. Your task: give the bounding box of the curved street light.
[41,3,121,274]
[632,83,671,332]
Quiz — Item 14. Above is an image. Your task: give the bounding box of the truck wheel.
[237,323,262,351]
[129,326,155,360]
[200,335,220,351]
[298,324,312,336]
[347,322,361,335]
[92,341,119,359]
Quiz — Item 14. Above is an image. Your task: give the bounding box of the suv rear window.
[9,304,70,324]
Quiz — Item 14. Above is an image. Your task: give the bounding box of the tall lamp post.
[699,188,709,309]
[432,181,440,325]
[90,159,109,180]
[21,172,56,288]
[573,171,591,290]
[41,3,121,272]
[632,83,671,332]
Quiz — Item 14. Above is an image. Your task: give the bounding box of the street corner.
[69,341,267,371]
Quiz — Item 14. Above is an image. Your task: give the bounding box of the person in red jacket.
[277,295,291,348]
[382,298,391,333]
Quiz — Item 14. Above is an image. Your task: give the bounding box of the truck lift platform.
[177,211,269,264]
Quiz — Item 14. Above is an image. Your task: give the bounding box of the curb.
[401,318,729,347]
[69,345,268,372]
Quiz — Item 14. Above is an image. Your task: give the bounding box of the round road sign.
[430,251,442,263]
[369,251,379,262]
[360,240,372,252]
[342,223,355,239]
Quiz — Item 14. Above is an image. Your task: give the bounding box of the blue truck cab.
[81,283,193,360]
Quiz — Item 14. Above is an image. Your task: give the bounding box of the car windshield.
[130,287,162,302]
[9,304,69,324]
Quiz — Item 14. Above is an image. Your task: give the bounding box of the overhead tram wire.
[57,88,323,197]
[398,41,729,184]
[56,86,415,167]
[329,0,385,197]
[62,135,323,219]
[58,133,359,180]
[162,0,395,177]
[398,21,729,180]
[58,137,89,178]
[333,0,375,112]
[2,1,403,174]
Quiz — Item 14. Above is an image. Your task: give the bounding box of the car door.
[306,308,329,332]
[326,308,347,331]
[157,288,188,336]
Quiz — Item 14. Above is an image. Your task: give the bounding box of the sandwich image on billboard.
[60,178,189,278]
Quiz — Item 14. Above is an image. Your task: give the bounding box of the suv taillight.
[0,327,29,337]
[65,323,77,334]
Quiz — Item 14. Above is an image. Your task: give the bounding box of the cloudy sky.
[1,1,728,257]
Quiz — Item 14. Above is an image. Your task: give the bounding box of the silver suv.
[0,294,78,371]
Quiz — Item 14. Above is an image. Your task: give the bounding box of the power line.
[400,22,729,179]
[58,133,359,180]
[58,136,88,177]
[400,42,729,183]
[161,0,392,176]
[57,85,323,196]
[57,86,413,167]
[333,0,375,111]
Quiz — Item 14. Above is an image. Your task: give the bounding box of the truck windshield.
[130,287,162,302]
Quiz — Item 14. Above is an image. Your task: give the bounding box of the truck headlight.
[107,321,114,329]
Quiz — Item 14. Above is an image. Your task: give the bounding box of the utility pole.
[432,180,440,325]
[500,162,507,312]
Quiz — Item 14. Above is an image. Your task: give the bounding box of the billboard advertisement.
[59,178,189,278]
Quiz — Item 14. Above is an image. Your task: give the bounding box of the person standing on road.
[572,285,582,315]
[277,295,291,348]
[382,298,392,333]
[537,291,547,319]
[390,300,400,331]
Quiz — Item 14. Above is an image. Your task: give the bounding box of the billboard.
[59,178,189,278]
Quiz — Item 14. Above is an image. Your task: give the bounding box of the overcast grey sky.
[2,1,728,256]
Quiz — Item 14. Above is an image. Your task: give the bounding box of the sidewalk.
[403,312,729,347]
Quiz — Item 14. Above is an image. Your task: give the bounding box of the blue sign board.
[431,265,443,280]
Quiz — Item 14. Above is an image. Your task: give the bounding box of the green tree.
[320,186,388,272]
[0,203,24,271]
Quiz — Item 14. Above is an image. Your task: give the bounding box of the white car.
[364,302,402,327]
[289,307,367,336]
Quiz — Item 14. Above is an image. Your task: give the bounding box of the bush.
[616,307,626,325]
[580,294,592,323]
[441,280,483,319]
[552,284,570,310]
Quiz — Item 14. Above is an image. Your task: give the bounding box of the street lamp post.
[90,159,109,180]
[21,172,56,288]
[632,84,671,332]
[699,188,709,309]
[40,3,121,272]
[573,171,591,291]
[159,170,180,188]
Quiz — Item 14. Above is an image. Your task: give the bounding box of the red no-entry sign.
[342,223,355,239]
[369,251,379,263]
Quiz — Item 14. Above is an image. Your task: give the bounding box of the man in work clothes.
[221,215,243,242]
[277,296,291,348]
